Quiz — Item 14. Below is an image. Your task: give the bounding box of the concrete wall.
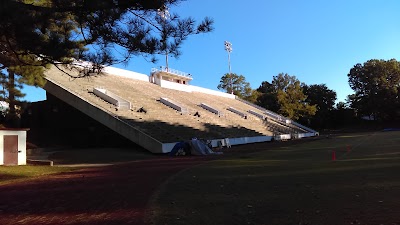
[274,134,292,141]
[158,77,193,92]
[44,79,164,153]
[103,66,149,81]
[275,132,318,141]
[0,130,28,165]
[295,132,319,138]
[191,85,236,99]
[228,136,273,145]
[152,74,236,99]
[161,135,273,153]
[161,133,320,153]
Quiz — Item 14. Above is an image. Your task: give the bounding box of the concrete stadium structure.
[41,65,318,153]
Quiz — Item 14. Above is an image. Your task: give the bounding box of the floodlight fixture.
[224,41,232,53]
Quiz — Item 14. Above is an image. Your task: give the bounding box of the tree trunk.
[6,69,18,127]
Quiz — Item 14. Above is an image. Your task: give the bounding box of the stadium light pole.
[158,7,170,71]
[224,41,233,94]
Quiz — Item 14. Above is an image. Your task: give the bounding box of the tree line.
[218,58,400,129]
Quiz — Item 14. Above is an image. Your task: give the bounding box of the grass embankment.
[0,166,76,185]
[149,131,400,225]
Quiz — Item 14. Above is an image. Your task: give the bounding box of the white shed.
[0,128,29,166]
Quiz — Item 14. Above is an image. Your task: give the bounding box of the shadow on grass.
[0,174,27,184]
[0,157,213,225]
[47,147,157,165]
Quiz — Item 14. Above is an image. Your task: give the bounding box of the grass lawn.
[0,166,77,185]
[148,131,400,225]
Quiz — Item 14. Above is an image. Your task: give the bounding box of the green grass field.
[0,166,76,185]
[148,131,400,225]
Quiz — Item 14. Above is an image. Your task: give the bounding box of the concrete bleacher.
[248,110,266,120]
[43,65,317,153]
[200,103,223,116]
[160,97,188,114]
[93,88,131,110]
[227,107,247,118]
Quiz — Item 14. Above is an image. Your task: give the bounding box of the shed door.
[4,135,18,166]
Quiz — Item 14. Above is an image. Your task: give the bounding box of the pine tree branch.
[129,10,162,32]
[11,0,167,14]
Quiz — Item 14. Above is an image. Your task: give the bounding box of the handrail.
[151,66,193,79]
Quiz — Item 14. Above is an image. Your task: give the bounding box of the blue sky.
[24,0,400,103]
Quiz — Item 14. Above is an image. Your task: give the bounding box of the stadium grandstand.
[26,63,318,153]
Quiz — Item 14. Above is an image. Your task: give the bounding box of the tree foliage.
[0,36,48,125]
[245,89,261,104]
[0,0,214,77]
[348,59,400,120]
[303,84,336,112]
[256,81,279,112]
[257,73,316,120]
[0,69,29,127]
[217,73,254,101]
[303,84,337,128]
